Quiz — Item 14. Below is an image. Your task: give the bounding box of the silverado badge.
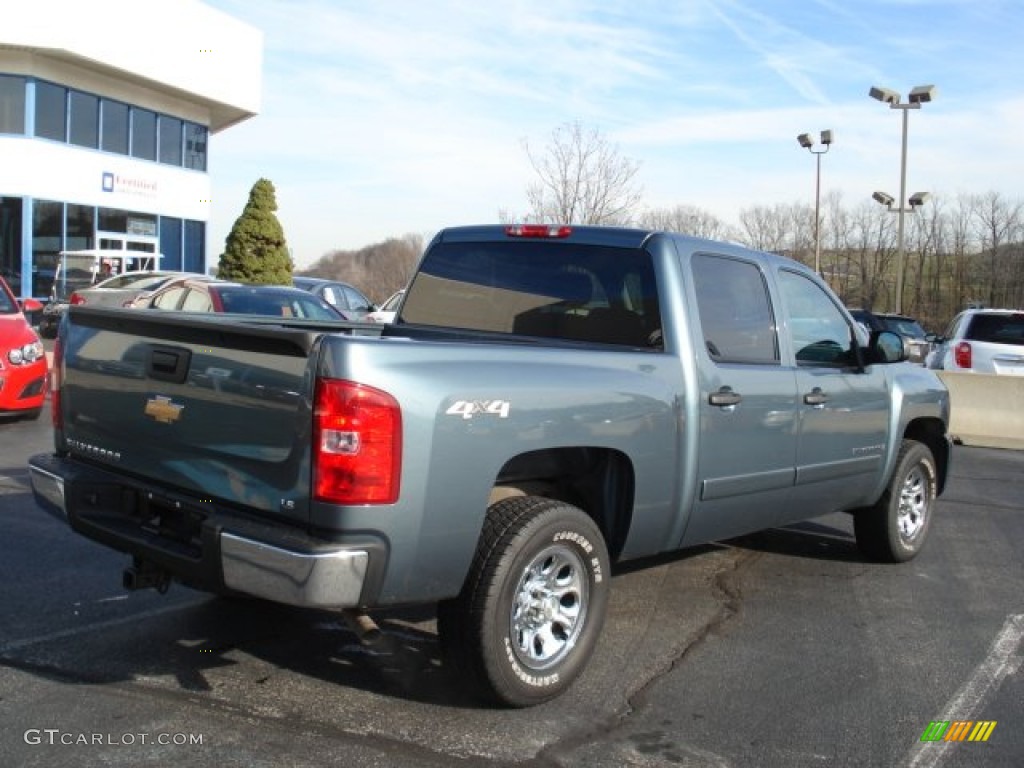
[145,395,184,424]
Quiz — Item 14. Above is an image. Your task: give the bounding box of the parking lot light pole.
[797,130,833,276]
[869,85,936,315]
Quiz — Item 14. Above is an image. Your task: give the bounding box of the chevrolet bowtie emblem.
[145,395,184,424]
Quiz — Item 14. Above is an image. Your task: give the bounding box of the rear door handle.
[804,387,829,407]
[709,387,742,407]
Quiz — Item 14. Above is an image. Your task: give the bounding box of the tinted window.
[159,115,182,165]
[343,285,373,312]
[882,316,926,338]
[778,270,856,367]
[965,313,1024,345]
[319,285,339,306]
[180,287,212,312]
[0,75,26,134]
[219,288,340,320]
[34,81,66,141]
[131,107,156,160]
[185,123,207,170]
[69,91,99,148]
[0,281,16,312]
[403,241,661,348]
[101,99,129,154]
[152,286,186,309]
[692,254,777,363]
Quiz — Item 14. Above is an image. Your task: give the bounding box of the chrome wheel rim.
[898,463,929,543]
[509,544,589,670]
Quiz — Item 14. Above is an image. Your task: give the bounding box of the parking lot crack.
[533,549,757,766]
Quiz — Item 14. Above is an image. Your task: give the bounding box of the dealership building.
[0,0,261,299]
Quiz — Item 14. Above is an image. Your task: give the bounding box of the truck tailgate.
[58,307,324,526]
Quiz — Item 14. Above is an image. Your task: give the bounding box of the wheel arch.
[490,446,634,561]
[903,416,951,495]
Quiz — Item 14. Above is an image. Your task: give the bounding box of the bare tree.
[636,204,738,241]
[522,121,643,225]
[971,191,1023,308]
[736,203,801,255]
[300,234,423,303]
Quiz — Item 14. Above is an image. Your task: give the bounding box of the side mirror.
[18,297,44,313]
[868,330,908,364]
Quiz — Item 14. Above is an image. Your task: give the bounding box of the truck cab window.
[692,253,778,364]
[778,270,856,367]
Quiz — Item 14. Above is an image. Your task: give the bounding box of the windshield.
[0,283,16,313]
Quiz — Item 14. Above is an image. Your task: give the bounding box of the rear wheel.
[438,496,610,707]
[854,440,937,563]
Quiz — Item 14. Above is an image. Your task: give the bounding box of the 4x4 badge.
[145,395,184,424]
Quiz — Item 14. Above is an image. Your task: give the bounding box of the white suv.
[927,309,1024,374]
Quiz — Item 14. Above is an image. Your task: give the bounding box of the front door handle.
[804,387,829,407]
[709,387,742,407]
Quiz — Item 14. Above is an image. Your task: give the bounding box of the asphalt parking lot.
[0,406,1021,767]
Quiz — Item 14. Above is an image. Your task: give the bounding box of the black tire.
[37,320,57,340]
[854,439,937,563]
[437,496,610,707]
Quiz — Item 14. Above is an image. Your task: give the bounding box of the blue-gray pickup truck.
[29,224,952,707]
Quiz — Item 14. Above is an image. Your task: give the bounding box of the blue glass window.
[34,81,67,141]
[131,107,156,160]
[69,91,99,148]
[0,75,26,134]
[101,99,129,154]
[159,115,183,165]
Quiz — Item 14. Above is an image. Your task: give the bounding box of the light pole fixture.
[869,84,936,314]
[796,129,833,276]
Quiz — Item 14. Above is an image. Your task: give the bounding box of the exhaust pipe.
[123,559,171,594]
[342,609,385,647]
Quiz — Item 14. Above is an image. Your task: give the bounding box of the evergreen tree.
[217,178,293,284]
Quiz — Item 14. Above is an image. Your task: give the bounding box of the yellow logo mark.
[145,396,184,424]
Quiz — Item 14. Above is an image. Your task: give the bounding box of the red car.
[0,276,48,420]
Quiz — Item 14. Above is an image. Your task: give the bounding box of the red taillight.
[954,341,972,369]
[504,224,572,238]
[50,336,63,430]
[313,379,401,504]
[69,292,85,305]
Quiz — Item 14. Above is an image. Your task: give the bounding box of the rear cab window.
[402,240,662,349]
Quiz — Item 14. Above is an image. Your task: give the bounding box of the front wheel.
[437,496,610,707]
[854,439,937,563]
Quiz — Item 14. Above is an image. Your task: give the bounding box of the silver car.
[68,271,197,309]
[927,308,1024,374]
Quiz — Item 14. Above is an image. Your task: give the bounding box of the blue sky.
[203,0,1024,268]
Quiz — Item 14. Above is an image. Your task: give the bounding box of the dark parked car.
[137,277,348,321]
[849,309,930,364]
[292,276,375,320]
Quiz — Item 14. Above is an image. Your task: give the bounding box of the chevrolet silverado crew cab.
[29,224,951,707]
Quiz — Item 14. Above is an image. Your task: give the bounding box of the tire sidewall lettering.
[496,515,609,695]
[502,637,561,688]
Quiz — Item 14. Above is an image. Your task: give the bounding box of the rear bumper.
[29,453,374,609]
